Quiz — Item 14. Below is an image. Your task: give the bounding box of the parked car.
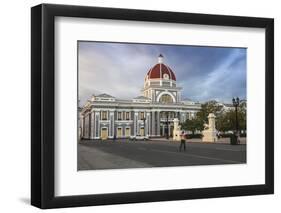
[130,134,149,141]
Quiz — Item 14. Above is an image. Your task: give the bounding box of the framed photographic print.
[31,3,274,209]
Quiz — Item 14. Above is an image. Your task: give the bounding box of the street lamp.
[232,97,240,144]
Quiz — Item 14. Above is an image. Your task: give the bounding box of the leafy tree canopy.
[181,100,246,134]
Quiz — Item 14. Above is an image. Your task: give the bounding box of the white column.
[151,111,155,136]
[157,111,160,136]
[95,111,100,138]
[146,112,150,136]
[80,114,84,139]
[90,112,95,139]
[109,111,114,138]
[134,112,138,136]
[84,114,89,139]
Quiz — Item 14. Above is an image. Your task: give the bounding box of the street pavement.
[78,138,246,170]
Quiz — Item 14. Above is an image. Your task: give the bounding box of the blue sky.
[78,41,246,105]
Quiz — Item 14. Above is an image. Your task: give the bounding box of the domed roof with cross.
[146,54,176,81]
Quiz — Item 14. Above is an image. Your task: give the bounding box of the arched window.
[159,94,173,104]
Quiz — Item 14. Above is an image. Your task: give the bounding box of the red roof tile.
[147,63,176,81]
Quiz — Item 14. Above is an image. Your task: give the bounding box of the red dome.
[147,63,176,81]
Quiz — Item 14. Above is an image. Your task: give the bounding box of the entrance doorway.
[101,128,108,140]
[170,125,174,137]
[117,127,123,138]
[125,127,130,137]
[160,123,174,137]
[140,127,144,136]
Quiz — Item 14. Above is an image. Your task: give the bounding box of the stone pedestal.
[173,118,181,141]
[202,113,218,142]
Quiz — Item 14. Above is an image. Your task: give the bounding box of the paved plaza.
[78,138,246,170]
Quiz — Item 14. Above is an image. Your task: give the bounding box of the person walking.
[179,131,186,152]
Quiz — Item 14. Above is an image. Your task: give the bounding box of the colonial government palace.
[79,54,202,140]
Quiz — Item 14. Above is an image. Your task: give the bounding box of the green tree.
[216,103,246,133]
[196,100,223,123]
[182,101,223,135]
[181,118,203,136]
[181,100,246,134]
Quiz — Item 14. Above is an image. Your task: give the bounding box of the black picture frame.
[31,3,274,209]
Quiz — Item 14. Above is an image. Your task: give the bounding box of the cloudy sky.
[78,41,246,106]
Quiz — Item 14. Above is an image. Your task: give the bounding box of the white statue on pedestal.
[202,113,218,142]
[173,118,182,141]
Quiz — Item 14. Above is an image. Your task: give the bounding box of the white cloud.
[78,42,246,105]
